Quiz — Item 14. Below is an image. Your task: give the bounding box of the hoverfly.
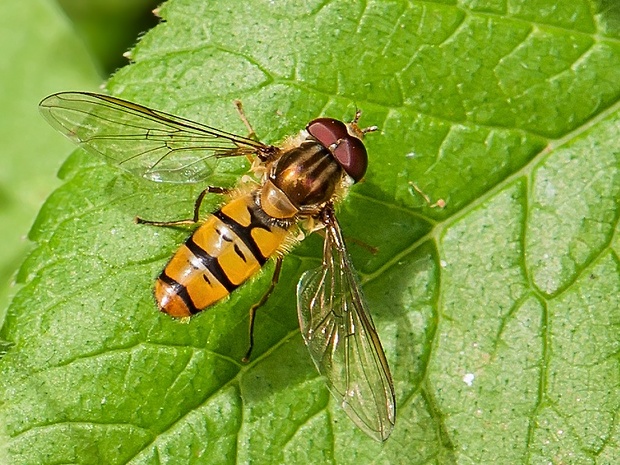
[39,92,396,441]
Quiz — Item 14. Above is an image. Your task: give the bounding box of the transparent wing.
[297,211,395,441]
[39,92,267,183]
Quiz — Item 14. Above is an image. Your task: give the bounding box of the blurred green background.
[0,0,158,321]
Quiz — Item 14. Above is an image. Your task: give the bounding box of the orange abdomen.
[155,193,289,317]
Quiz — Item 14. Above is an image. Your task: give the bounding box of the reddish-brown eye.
[307,118,349,147]
[333,137,367,182]
[307,118,368,182]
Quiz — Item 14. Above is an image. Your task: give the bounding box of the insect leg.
[345,237,379,255]
[233,99,258,141]
[349,108,378,136]
[136,186,230,226]
[242,256,284,363]
[308,215,378,255]
[190,186,230,222]
[408,182,446,209]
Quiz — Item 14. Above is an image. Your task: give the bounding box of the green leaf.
[2,0,620,463]
[55,0,161,75]
[0,0,100,322]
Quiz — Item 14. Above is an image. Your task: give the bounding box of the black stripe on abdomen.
[185,236,238,292]
[213,207,269,265]
[159,271,200,315]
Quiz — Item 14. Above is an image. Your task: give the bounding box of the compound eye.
[306,118,349,147]
[333,136,368,182]
[307,118,368,182]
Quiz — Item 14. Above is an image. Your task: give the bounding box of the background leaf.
[55,0,159,75]
[0,0,100,323]
[1,0,619,464]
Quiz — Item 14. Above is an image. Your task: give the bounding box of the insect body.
[39,92,396,441]
[156,120,356,319]
[156,193,289,317]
